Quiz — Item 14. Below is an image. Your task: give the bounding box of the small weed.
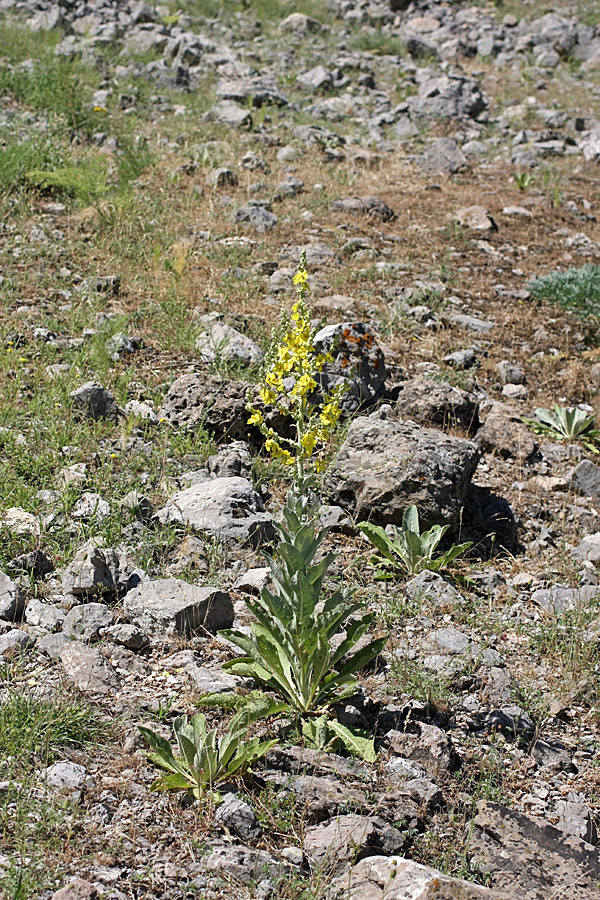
[349,31,405,56]
[529,265,600,319]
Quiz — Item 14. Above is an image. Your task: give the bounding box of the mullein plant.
[204,254,386,759]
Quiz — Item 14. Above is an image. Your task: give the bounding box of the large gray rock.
[43,761,90,802]
[155,476,274,545]
[568,459,600,501]
[233,203,278,232]
[216,77,288,107]
[209,100,252,129]
[326,416,479,530]
[0,570,25,621]
[417,138,467,174]
[468,801,600,900]
[332,855,508,899]
[314,323,387,413]
[195,322,263,366]
[60,641,121,694]
[123,579,233,635]
[71,382,118,422]
[215,793,261,842]
[304,814,404,872]
[393,378,479,433]
[62,603,113,642]
[201,842,289,883]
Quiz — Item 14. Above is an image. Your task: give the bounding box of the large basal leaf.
[150,772,192,793]
[358,522,397,563]
[402,504,420,535]
[138,726,179,771]
[328,720,376,762]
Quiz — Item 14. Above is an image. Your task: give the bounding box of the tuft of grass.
[349,31,405,56]
[529,265,600,319]
[0,688,106,768]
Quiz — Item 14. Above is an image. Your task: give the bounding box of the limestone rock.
[475,403,537,461]
[417,138,467,174]
[123,579,233,635]
[332,855,508,899]
[60,641,121,694]
[195,321,263,365]
[155,476,273,545]
[62,603,113,642]
[71,381,119,422]
[0,570,25,621]
[468,800,600,900]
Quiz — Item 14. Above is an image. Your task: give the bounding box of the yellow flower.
[259,387,277,405]
[292,269,309,289]
[247,409,264,426]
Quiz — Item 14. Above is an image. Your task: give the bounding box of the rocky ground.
[1,0,600,897]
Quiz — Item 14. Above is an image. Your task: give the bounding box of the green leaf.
[402,504,420,534]
[358,522,396,563]
[328,720,377,762]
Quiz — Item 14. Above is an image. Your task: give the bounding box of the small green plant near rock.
[528,264,600,319]
[523,405,600,453]
[513,171,533,190]
[359,505,472,578]
[139,713,277,801]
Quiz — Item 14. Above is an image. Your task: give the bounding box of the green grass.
[348,31,405,56]
[0,686,108,899]
[0,687,106,765]
[528,265,600,319]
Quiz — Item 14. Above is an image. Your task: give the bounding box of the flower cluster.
[248,253,346,474]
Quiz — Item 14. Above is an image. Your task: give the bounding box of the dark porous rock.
[531,739,575,774]
[158,374,290,442]
[123,579,233,636]
[0,570,25,621]
[331,196,396,221]
[215,792,261,842]
[266,746,368,780]
[326,416,479,531]
[392,377,479,434]
[332,856,508,899]
[475,403,537,461]
[568,459,600,501]
[71,381,119,422]
[477,706,535,739]
[386,722,458,775]
[7,549,53,579]
[468,800,600,900]
[314,322,387,413]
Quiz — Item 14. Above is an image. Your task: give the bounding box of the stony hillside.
[1,0,600,898]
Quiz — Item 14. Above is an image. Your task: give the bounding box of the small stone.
[215,793,262,841]
[0,570,25,621]
[0,629,34,656]
[60,641,121,694]
[51,879,97,900]
[44,761,89,802]
[104,623,150,650]
[454,206,497,232]
[71,382,119,422]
